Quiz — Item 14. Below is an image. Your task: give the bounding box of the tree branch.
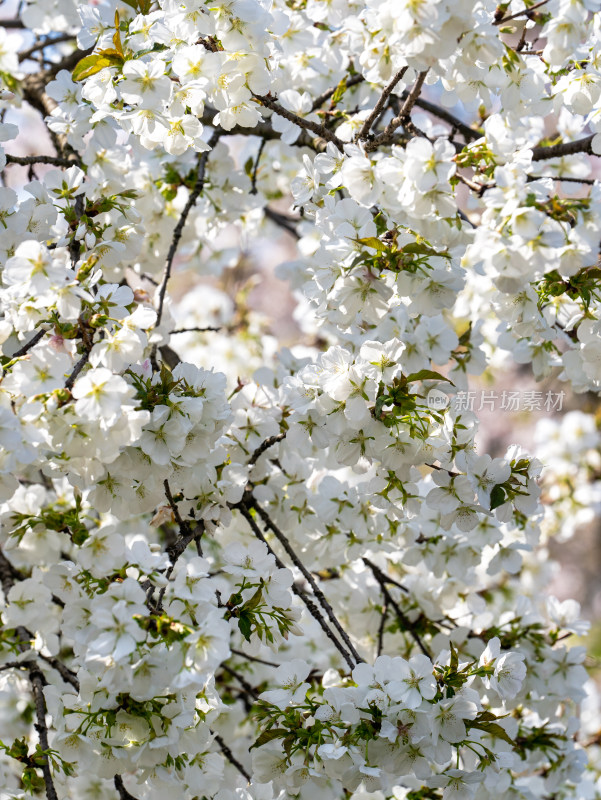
[358,67,408,141]
[264,207,301,239]
[531,134,596,162]
[155,131,220,327]
[212,731,250,781]
[255,94,344,150]
[246,497,364,665]
[235,501,357,670]
[365,70,429,152]
[5,154,74,167]
[363,558,431,658]
[114,774,141,800]
[494,0,550,25]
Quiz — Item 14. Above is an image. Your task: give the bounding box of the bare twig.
[212,731,251,781]
[10,328,47,358]
[249,138,266,195]
[494,0,550,25]
[358,67,408,141]
[248,499,364,665]
[255,94,344,149]
[531,134,596,161]
[377,600,388,657]
[18,33,77,62]
[248,432,286,466]
[311,73,365,110]
[363,558,431,659]
[170,326,223,333]
[5,153,73,167]
[230,647,280,667]
[365,70,429,152]
[114,775,141,800]
[264,207,301,239]
[235,501,356,670]
[64,346,92,391]
[155,131,220,327]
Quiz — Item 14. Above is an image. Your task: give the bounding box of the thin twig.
[114,775,141,800]
[363,558,431,659]
[250,138,266,195]
[531,134,595,162]
[18,33,76,62]
[235,502,356,670]
[248,432,286,466]
[526,174,596,184]
[64,347,91,391]
[264,207,301,239]
[221,663,261,700]
[212,731,251,781]
[5,154,74,167]
[256,94,344,149]
[10,328,47,358]
[230,647,280,667]
[377,600,388,657]
[494,0,550,25]
[358,67,408,141]
[366,70,429,152]
[170,326,223,333]
[155,131,220,327]
[311,73,365,110]
[248,498,364,665]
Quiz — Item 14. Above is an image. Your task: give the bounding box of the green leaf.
[243,587,263,611]
[113,11,124,57]
[489,484,507,510]
[238,613,252,642]
[405,370,455,386]
[331,76,347,107]
[72,52,123,82]
[374,394,391,419]
[355,236,387,253]
[251,728,288,749]
[468,720,514,747]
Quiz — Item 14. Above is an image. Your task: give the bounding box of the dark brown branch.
[18,34,77,62]
[221,663,260,700]
[494,0,550,25]
[235,501,356,670]
[230,647,279,667]
[377,600,388,657]
[212,731,250,781]
[363,558,431,659]
[171,326,223,333]
[114,775,141,800]
[247,498,364,665]
[5,154,73,167]
[527,174,596,184]
[366,70,429,152]
[248,432,286,466]
[409,95,481,142]
[264,207,301,239]
[256,94,344,149]
[31,667,59,800]
[311,73,365,111]
[250,138,266,195]
[358,67,408,141]
[531,134,596,161]
[155,131,220,327]
[64,346,91,391]
[0,19,25,27]
[11,328,47,358]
